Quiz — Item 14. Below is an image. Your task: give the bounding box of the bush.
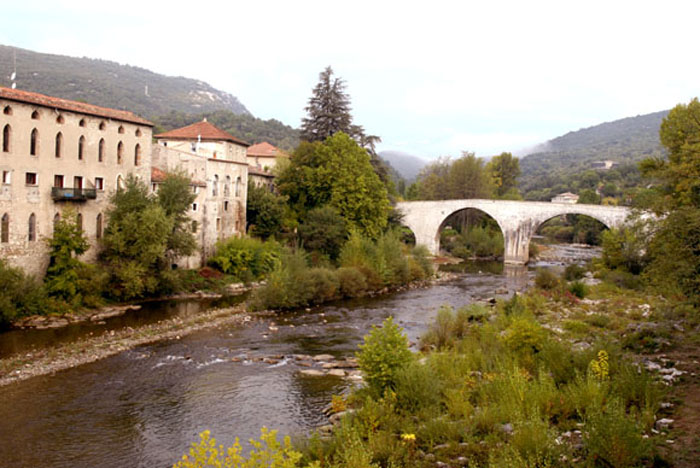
[564,263,586,281]
[534,269,560,290]
[208,237,283,281]
[357,316,413,396]
[298,206,348,261]
[0,259,47,328]
[568,280,589,299]
[251,249,315,310]
[602,270,643,290]
[336,267,367,298]
[306,268,340,304]
[502,317,547,354]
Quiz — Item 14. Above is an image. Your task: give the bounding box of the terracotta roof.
[151,166,206,187]
[0,86,152,126]
[247,141,288,158]
[155,119,249,146]
[248,166,274,178]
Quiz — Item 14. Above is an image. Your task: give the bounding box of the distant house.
[248,166,275,192]
[551,192,579,204]
[246,141,289,171]
[591,160,617,170]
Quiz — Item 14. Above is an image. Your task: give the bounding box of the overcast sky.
[2,0,698,159]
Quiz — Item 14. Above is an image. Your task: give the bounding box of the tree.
[157,171,197,262]
[44,207,90,303]
[278,133,390,238]
[300,66,354,143]
[487,152,521,197]
[246,182,288,239]
[298,206,348,260]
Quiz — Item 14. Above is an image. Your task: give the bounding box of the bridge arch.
[396,199,631,265]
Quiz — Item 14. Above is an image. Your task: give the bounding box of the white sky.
[2,0,699,159]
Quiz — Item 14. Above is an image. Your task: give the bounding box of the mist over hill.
[378,151,427,181]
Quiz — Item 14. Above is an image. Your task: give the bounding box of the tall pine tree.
[300,66,354,142]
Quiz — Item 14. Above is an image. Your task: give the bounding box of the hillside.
[0,44,249,118]
[378,151,427,181]
[519,110,668,199]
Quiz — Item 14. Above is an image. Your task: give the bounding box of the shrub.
[568,280,589,299]
[298,206,348,261]
[0,259,47,328]
[251,249,315,310]
[534,269,560,290]
[564,263,586,281]
[357,316,413,396]
[502,317,547,354]
[336,267,367,298]
[306,268,340,304]
[602,269,643,290]
[208,237,283,281]
[394,360,442,413]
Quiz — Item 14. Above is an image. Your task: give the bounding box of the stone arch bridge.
[396,199,631,265]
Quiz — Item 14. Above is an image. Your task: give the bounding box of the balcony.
[51,187,97,201]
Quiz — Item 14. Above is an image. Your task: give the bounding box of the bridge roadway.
[395,199,631,265]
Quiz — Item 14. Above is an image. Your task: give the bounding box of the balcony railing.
[51,187,97,201]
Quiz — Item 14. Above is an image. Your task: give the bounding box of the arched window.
[56,115,64,124]
[135,128,142,137]
[76,213,83,232]
[28,213,36,242]
[79,119,86,127]
[118,125,124,134]
[213,175,219,196]
[96,213,103,239]
[2,106,11,115]
[117,175,125,190]
[1,213,9,243]
[30,128,38,156]
[55,132,63,158]
[2,124,10,153]
[134,144,141,166]
[117,141,123,164]
[98,138,105,162]
[224,175,231,196]
[99,121,106,131]
[53,213,60,230]
[31,110,40,120]
[78,136,85,160]
[235,176,241,197]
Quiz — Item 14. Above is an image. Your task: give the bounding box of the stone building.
[153,119,249,267]
[551,192,580,204]
[0,86,153,276]
[246,141,289,172]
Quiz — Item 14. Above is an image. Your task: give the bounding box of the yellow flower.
[401,433,416,441]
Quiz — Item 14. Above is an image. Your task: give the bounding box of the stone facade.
[0,87,153,276]
[246,141,289,172]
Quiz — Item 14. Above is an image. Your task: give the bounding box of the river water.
[0,252,586,468]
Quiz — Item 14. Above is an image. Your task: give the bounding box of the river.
[0,249,587,468]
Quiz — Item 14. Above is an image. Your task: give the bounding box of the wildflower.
[401,433,416,441]
[590,350,610,381]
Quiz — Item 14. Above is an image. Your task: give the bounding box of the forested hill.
[0,44,250,117]
[519,110,668,196]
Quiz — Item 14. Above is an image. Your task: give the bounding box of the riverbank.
[0,270,458,388]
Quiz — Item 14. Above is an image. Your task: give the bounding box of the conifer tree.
[300,66,354,142]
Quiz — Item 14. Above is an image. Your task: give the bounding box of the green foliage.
[487,152,521,198]
[357,316,413,396]
[298,206,348,260]
[44,208,90,303]
[174,428,318,468]
[564,263,586,281]
[0,259,46,327]
[568,281,589,299]
[208,237,283,282]
[600,226,648,275]
[246,182,289,239]
[502,316,547,354]
[410,152,495,200]
[534,269,561,290]
[278,133,390,238]
[156,170,198,261]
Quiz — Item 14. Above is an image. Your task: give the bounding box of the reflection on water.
[0,264,533,468]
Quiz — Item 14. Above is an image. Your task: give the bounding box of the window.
[56,115,64,124]
[224,201,229,211]
[26,172,37,186]
[192,203,198,212]
[96,213,103,239]
[192,186,199,194]
[31,110,40,120]
[1,213,8,243]
[28,214,36,242]
[79,119,86,127]
[2,124,10,153]
[135,128,142,137]
[235,176,241,197]
[117,141,123,164]
[216,217,221,231]
[55,132,63,158]
[76,213,83,232]
[99,121,106,131]
[224,176,230,196]
[191,220,197,233]
[134,144,141,166]
[98,138,105,162]
[54,175,64,188]
[190,142,197,152]
[2,106,11,115]
[118,125,124,134]
[212,175,219,196]
[117,175,125,190]
[53,213,60,230]
[74,176,83,190]
[78,136,85,160]
[95,177,104,190]
[2,171,10,184]
[30,128,38,156]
